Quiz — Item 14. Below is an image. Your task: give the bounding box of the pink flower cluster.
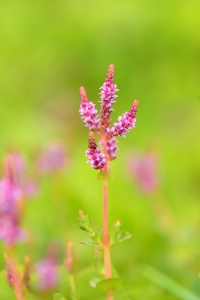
[129,151,158,194]
[86,148,106,170]
[37,141,67,174]
[0,153,38,247]
[35,245,58,291]
[0,155,24,247]
[79,65,139,170]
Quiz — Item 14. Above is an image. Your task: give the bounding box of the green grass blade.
[142,265,200,300]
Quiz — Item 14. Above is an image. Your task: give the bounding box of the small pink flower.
[129,151,158,194]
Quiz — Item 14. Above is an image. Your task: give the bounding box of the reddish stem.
[102,136,113,300]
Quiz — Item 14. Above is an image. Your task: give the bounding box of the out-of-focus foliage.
[0,0,200,299]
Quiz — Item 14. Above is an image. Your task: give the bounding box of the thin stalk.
[68,274,77,300]
[102,137,113,300]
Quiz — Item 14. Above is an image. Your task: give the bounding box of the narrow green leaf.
[96,278,123,294]
[117,231,132,243]
[79,238,101,249]
[97,172,111,181]
[53,293,66,300]
[142,265,200,300]
[110,231,132,247]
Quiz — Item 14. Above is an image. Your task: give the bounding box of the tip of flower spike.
[131,100,139,117]
[79,86,88,102]
[4,155,17,184]
[22,255,31,290]
[78,210,84,218]
[107,64,114,81]
[4,252,14,288]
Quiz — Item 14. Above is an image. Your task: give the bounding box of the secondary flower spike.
[79,87,100,131]
[86,132,106,170]
[79,65,139,170]
[107,100,139,138]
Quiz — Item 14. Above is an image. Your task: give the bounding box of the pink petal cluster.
[79,87,100,131]
[86,149,106,170]
[129,151,158,194]
[106,138,118,160]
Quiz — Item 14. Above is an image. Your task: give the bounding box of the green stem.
[68,274,77,300]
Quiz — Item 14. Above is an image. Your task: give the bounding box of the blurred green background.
[1,0,200,299]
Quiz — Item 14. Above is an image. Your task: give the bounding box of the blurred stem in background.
[65,242,78,300]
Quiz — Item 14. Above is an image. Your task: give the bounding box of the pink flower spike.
[107,138,118,161]
[0,155,26,247]
[129,151,158,194]
[0,215,25,247]
[100,64,118,129]
[4,152,38,199]
[4,252,15,288]
[37,141,67,174]
[107,100,139,138]
[79,87,100,131]
[4,155,19,185]
[35,246,59,291]
[86,132,106,170]
[10,153,26,183]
